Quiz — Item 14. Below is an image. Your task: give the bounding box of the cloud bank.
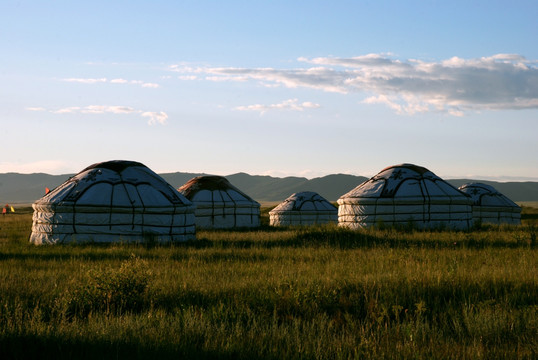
[27,106,168,125]
[171,53,538,115]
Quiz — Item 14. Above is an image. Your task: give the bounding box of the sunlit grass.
[0,208,536,359]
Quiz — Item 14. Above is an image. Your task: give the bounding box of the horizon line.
[1,170,537,183]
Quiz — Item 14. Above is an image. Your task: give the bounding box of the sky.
[1,0,537,181]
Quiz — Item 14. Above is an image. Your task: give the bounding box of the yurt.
[458,183,521,225]
[338,164,473,230]
[269,191,337,226]
[178,175,260,229]
[30,160,196,244]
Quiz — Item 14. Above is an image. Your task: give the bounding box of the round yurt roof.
[35,160,192,209]
[178,175,259,205]
[458,183,520,208]
[269,191,336,213]
[30,160,196,244]
[339,163,469,201]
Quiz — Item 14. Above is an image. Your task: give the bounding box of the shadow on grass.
[1,224,534,263]
[0,334,261,360]
[152,277,538,320]
[196,225,536,250]
[522,213,538,221]
[0,249,154,262]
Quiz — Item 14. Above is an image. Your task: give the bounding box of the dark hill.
[1,172,537,204]
[0,173,74,204]
[226,173,368,202]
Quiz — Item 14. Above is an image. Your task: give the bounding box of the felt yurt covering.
[30,160,196,244]
[178,175,260,229]
[458,183,521,225]
[338,164,473,230]
[269,191,338,226]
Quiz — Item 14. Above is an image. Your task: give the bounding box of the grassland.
[0,207,536,359]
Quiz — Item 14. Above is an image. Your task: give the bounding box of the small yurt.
[338,163,473,230]
[30,160,196,244]
[269,191,338,226]
[178,175,260,229]
[458,183,521,225]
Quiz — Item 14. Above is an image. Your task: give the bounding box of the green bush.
[60,255,152,318]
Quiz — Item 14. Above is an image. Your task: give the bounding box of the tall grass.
[0,208,536,359]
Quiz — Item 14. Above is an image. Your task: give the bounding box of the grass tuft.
[57,254,152,318]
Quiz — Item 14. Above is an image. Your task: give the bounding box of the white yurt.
[178,175,260,229]
[269,191,337,226]
[30,160,196,244]
[338,164,473,230]
[458,183,521,225]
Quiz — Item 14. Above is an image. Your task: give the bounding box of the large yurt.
[338,164,473,230]
[30,160,196,244]
[178,175,260,229]
[269,191,337,226]
[458,183,521,225]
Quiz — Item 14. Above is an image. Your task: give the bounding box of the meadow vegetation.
[0,207,536,359]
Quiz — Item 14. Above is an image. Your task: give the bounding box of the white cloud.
[141,82,160,88]
[80,105,137,114]
[28,106,167,125]
[174,53,538,115]
[362,94,434,115]
[169,64,200,73]
[141,111,168,125]
[53,107,81,114]
[203,66,349,93]
[63,77,159,88]
[234,98,321,114]
[63,78,107,84]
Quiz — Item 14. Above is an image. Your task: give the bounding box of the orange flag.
[45,187,50,194]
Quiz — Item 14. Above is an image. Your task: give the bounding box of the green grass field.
[0,207,536,359]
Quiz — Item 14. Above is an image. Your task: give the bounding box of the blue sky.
[1,0,537,180]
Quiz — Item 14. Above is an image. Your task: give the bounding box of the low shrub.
[59,254,152,318]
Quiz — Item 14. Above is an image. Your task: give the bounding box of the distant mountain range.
[1,172,538,204]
